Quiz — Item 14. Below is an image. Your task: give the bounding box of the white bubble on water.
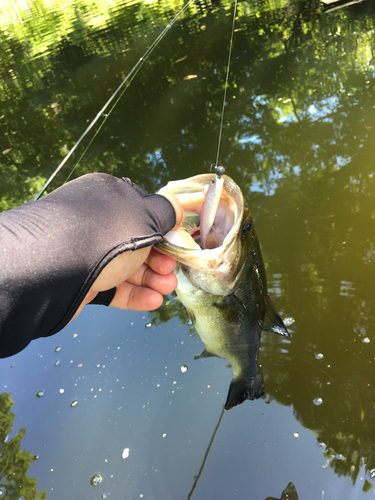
[315,353,324,360]
[283,317,295,327]
[36,390,44,398]
[363,337,370,343]
[313,397,323,406]
[145,322,152,328]
[90,473,103,486]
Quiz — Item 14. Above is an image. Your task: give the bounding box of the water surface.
[1,0,375,498]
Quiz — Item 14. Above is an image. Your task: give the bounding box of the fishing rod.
[34,0,196,201]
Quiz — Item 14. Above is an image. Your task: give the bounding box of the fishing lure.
[200,166,226,250]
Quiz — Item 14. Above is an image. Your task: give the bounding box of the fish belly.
[175,269,229,357]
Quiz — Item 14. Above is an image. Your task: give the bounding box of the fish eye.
[242,220,252,237]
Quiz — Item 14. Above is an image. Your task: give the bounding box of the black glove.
[0,173,176,358]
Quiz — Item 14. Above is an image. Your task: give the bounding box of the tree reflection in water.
[0,392,46,500]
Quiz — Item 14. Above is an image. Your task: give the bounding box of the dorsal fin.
[262,296,290,338]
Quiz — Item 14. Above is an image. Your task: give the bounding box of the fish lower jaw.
[184,266,236,295]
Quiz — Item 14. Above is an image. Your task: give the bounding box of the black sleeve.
[88,288,117,306]
[0,173,176,358]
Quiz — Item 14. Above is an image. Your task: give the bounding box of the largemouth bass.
[157,173,290,410]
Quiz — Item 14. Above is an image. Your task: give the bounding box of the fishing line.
[187,406,225,500]
[214,0,238,169]
[34,0,196,200]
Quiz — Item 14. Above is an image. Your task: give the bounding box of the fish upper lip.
[158,174,245,251]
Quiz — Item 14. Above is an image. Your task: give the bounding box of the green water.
[1,0,375,499]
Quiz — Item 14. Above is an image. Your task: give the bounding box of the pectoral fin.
[212,294,247,324]
[186,308,196,326]
[165,296,181,305]
[194,348,217,359]
[262,296,290,338]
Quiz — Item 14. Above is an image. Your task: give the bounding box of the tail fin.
[224,366,265,410]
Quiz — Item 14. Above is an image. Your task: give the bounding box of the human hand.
[104,247,177,310]
[0,173,184,357]
[71,247,177,321]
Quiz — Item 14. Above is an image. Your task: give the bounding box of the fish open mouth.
[157,174,248,294]
[158,174,243,253]
[166,209,230,251]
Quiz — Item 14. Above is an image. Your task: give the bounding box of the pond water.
[1,0,375,498]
